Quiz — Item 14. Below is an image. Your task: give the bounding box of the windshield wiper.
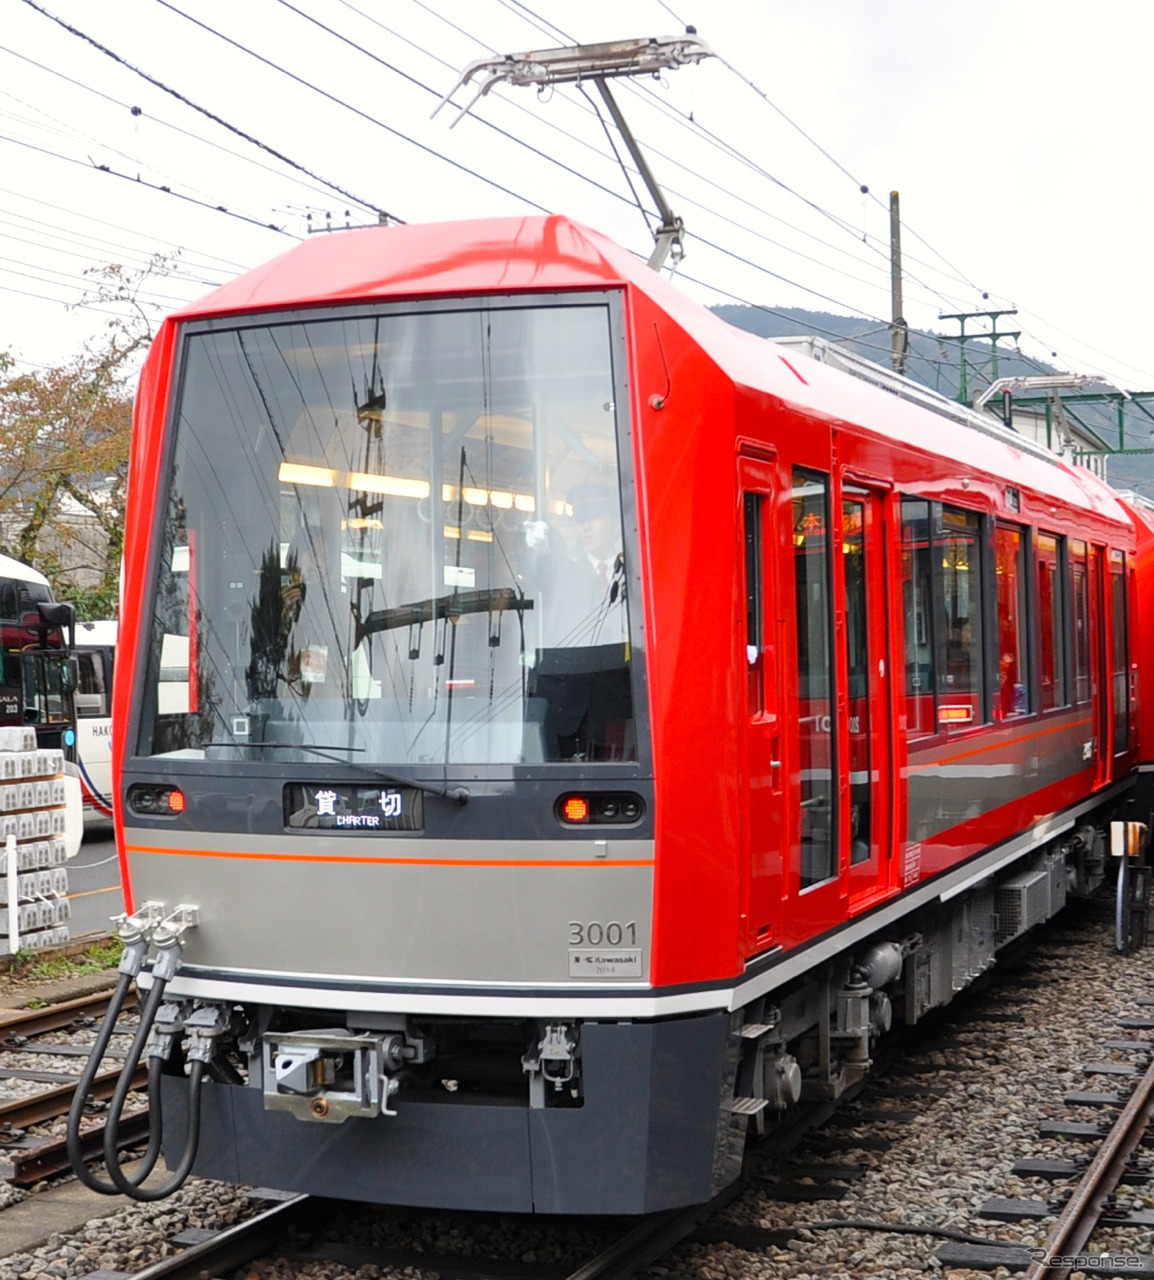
[204,741,469,804]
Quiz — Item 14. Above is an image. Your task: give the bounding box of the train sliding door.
[786,471,894,941]
[740,450,783,957]
[1089,544,1110,783]
[842,487,893,912]
[788,467,841,936]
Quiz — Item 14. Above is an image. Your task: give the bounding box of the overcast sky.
[3,0,1153,390]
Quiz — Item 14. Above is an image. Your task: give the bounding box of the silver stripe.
[146,972,718,1020]
[728,781,1127,1012]
[124,828,654,987]
[135,783,1129,1021]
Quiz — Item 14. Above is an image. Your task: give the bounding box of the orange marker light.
[167,790,187,813]
[562,796,590,823]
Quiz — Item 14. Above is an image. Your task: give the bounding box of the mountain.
[711,304,1154,501]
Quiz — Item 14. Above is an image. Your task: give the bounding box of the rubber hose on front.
[100,973,171,1195]
[104,1059,205,1201]
[66,972,164,1194]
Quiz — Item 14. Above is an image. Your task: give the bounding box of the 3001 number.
[568,921,637,947]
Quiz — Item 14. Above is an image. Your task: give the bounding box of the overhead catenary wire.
[652,0,689,25]
[19,0,397,224]
[0,182,253,273]
[492,1,878,246]
[616,72,978,315]
[146,2,1036,369]
[0,253,188,307]
[146,0,552,216]
[462,4,983,333]
[710,43,989,298]
[152,0,905,334]
[0,215,222,288]
[265,1,924,330]
[0,42,388,220]
[470,0,980,322]
[0,280,149,321]
[330,0,977,334]
[0,131,292,236]
[480,0,1002,324]
[0,94,256,222]
[5,1,1146,394]
[267,0,637,210]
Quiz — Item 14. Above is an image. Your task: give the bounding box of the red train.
[77,216,1149,1213]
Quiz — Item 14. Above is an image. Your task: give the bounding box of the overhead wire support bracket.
[432,35,714,272]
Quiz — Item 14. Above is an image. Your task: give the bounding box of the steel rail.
[0,989,137,1037]
[3,1107,150,1183]
[1025,1053,1154,1280]
[270,1183,750,1280]
[564,1195,733,1280]
[106,1194,315,1280]
[0,1062,145,1129]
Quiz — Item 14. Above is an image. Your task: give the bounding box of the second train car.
[96,216,1143,1213]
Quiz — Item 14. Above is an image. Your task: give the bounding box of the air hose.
[66,925,165,1194]
[101,934,206,1200]
[68,905,205,1200]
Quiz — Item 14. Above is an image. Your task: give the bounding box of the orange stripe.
[910,716,1092,773]
[125,843,653,869]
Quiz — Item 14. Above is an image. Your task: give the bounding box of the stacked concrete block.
[0,727,71,951]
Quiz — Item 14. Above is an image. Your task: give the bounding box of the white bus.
[74,619,116,825]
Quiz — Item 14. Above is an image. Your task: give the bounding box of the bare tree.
[0,256,171,616]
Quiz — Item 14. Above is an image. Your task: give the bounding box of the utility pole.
[890,191,908,376]
[938,309,1021,406]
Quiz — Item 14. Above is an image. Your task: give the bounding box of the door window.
[793,469,835,889]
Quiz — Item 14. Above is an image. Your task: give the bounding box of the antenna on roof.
[432,34,713,272]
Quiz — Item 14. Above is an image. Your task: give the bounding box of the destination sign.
[284,782,423,832]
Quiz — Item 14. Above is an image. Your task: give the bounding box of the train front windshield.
[138,299,639,768]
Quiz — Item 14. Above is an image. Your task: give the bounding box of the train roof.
[169,215,1129,529]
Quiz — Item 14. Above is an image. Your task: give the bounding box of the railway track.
[937,998,1154,1278]
[0,989,146,1185]
[89,1189,746,1280]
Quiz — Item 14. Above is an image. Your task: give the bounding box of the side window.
[939,506,985,726]
[1036,533,1067,711]
[743,492,764,716]
[902,498,986,736]
[1110,549,1129,753]
[1070,539,1091,704]
[793,469,835,890]
[901,499,935,737]
[842,496,871,865]
[995,523,1029,718]
[75,652,109,718]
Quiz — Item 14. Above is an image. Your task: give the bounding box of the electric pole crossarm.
[431,35,714,128]
[938,308,1020,405]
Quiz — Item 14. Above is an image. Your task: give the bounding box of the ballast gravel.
[650,900,1154,1280]
[0,899,1149,1280]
